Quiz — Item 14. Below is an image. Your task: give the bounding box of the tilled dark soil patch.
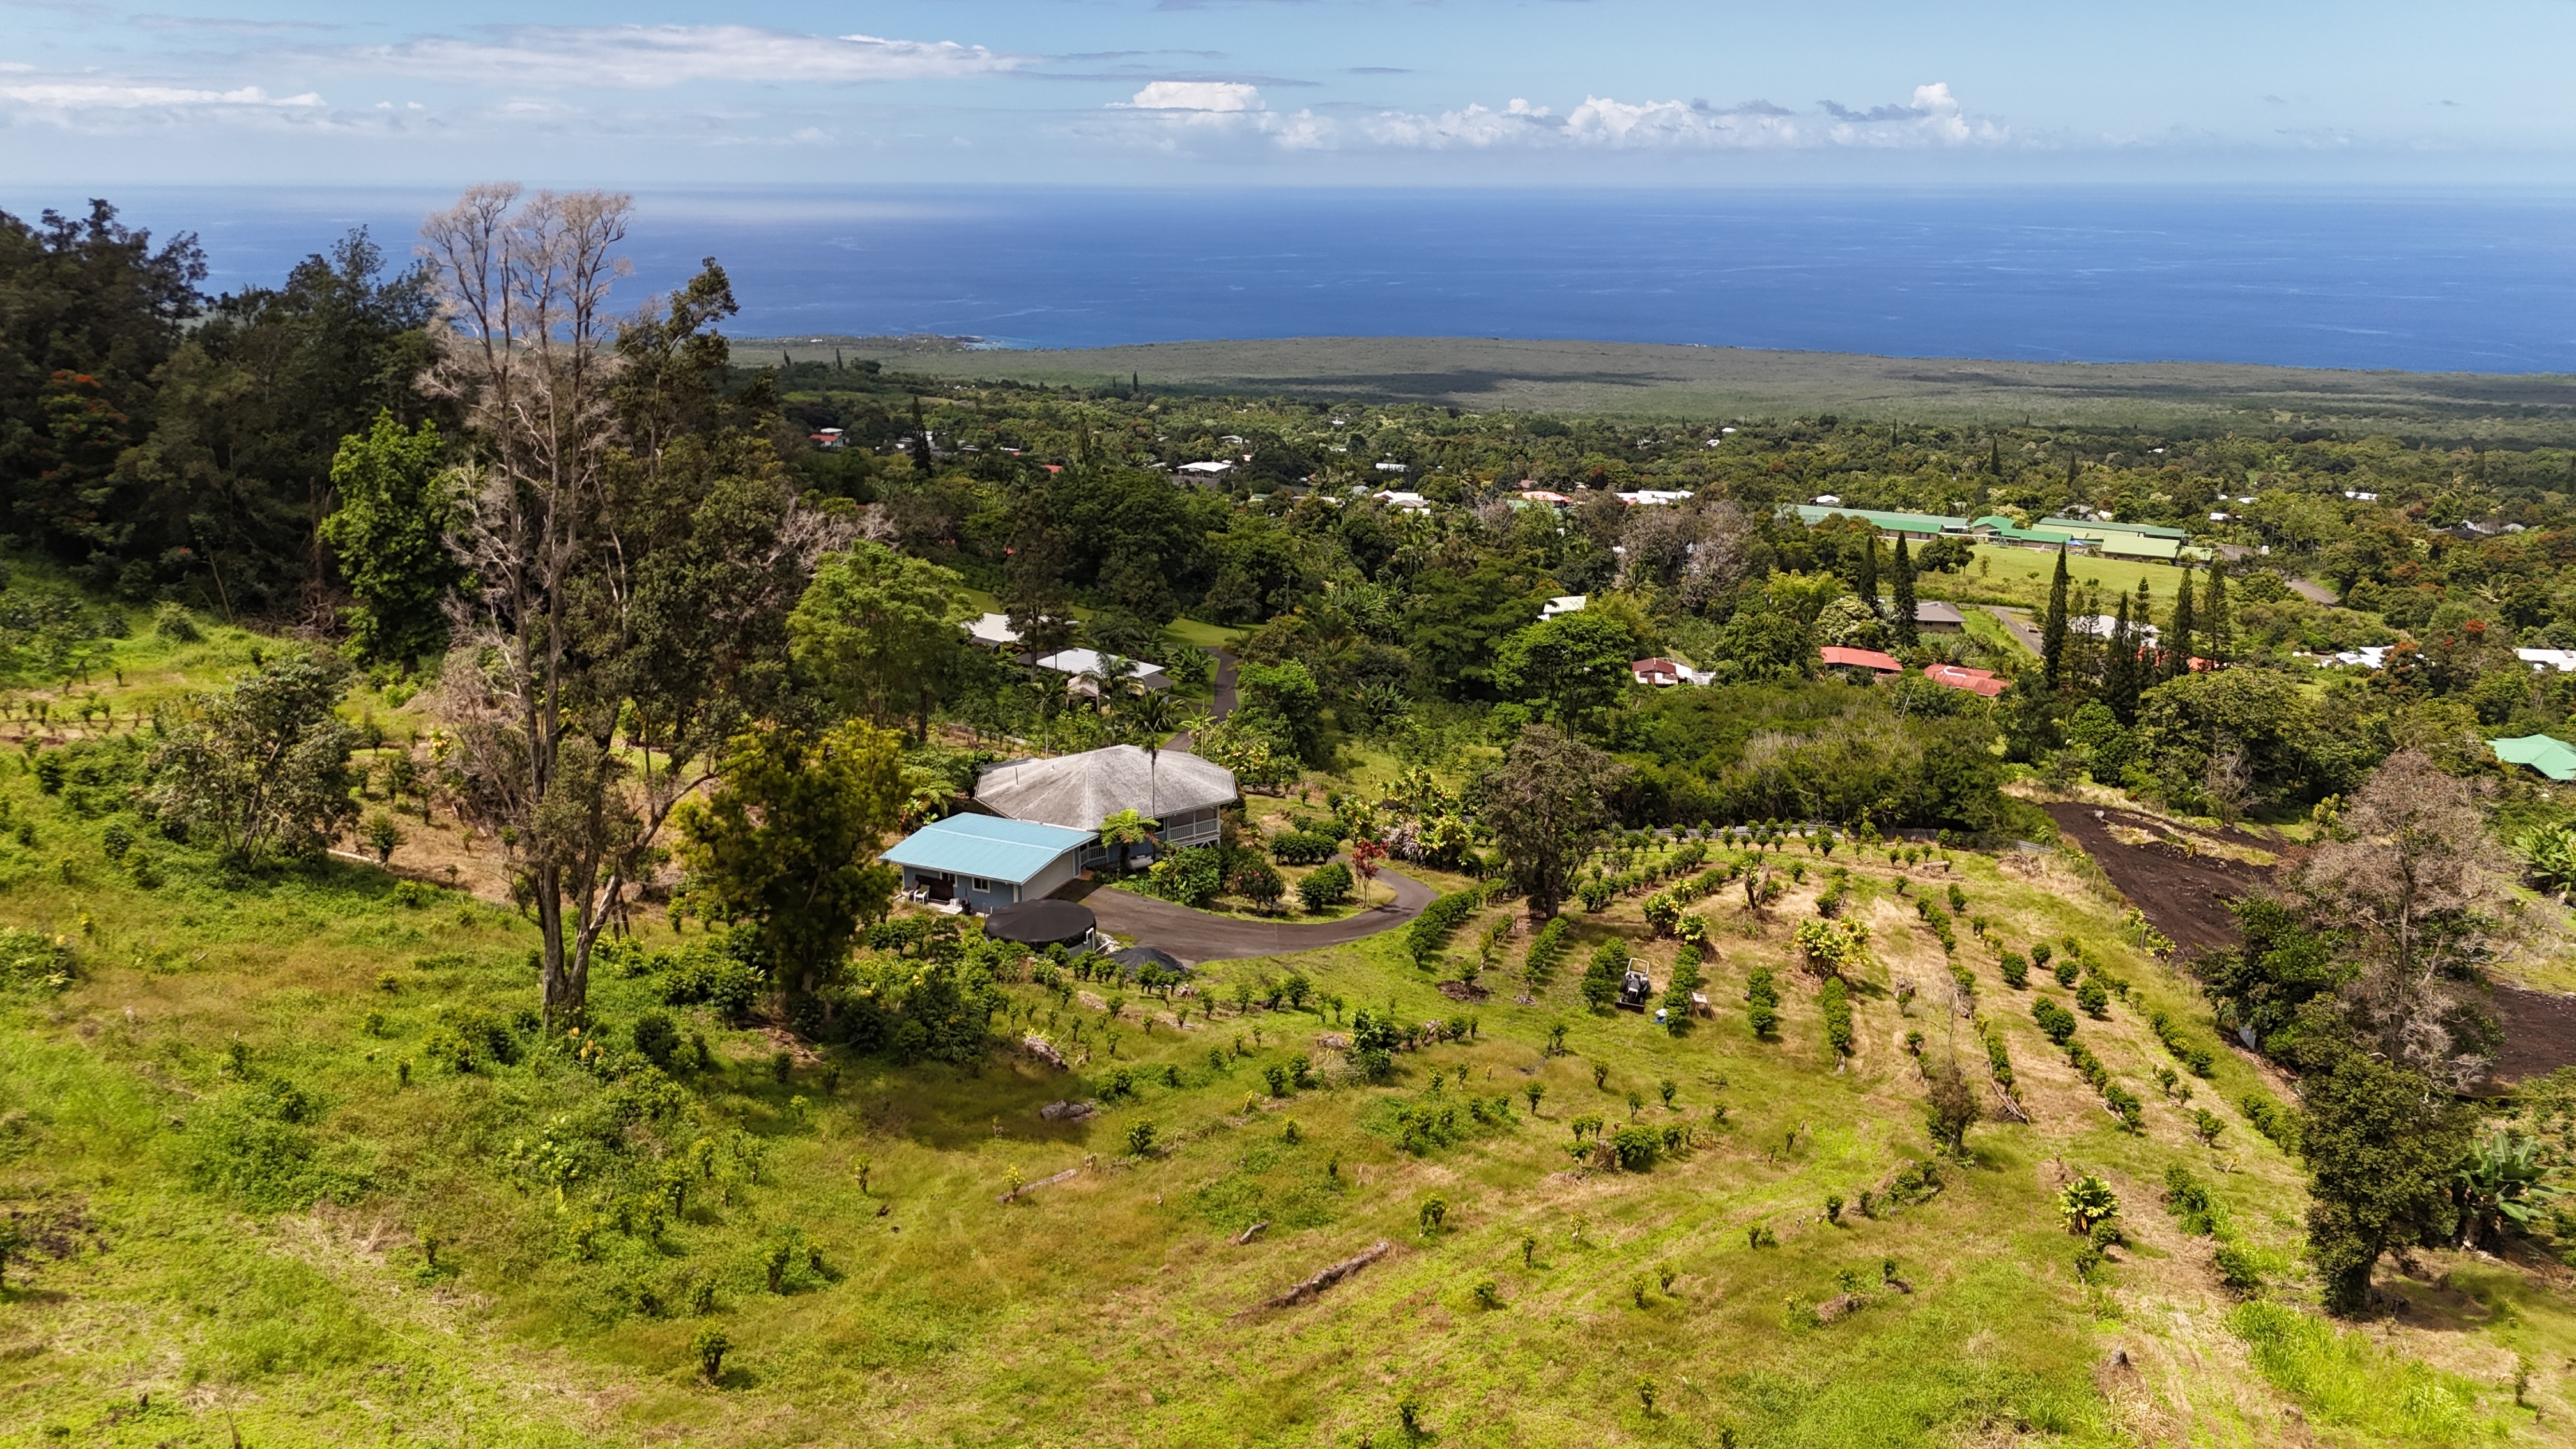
[2042,803,2279,956]
[2492,986,2576,1083]
[2044,802,2576,1080]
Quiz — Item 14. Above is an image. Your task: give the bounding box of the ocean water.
[50,185,2576,373]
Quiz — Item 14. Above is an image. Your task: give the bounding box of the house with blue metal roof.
[878,814,1096,914]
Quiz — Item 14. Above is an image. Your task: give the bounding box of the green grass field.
[757,334,2576,438]
[1,633,2567,1446]
[1922,546,2194,615]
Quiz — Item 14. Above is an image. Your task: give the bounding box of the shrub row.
[1269,831,1338,866]
[1820,977,1853,1058]
[1579,939,1630,1012]
[1406,890,1482,965]
[1661,944,1705,1038]
[1522,917,1572,982]
[2064,1039,2143,1133]
[1979,1018,2016,1101]
[2032,997,2077,1045]
[1298,861,1353,910]
[1747,967,1779,1038]
[2241,1091,2300,1152]
[2147,1008,2218,1077]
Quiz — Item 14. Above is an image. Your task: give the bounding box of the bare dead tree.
[2296,748,2510,1089]
[422,184,632,1027]
[420,187,848,1028]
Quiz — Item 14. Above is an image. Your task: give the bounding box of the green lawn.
[1922,544,2195,615]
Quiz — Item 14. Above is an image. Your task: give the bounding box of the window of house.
[972,878,991,891]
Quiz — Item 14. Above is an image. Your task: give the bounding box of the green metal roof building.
[1790,505,1965,537]
[2491,735,2576,782]
[1790,505,2196,560]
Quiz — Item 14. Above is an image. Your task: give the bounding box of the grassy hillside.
[754,335,2576,439]
[2,631,2568,1447]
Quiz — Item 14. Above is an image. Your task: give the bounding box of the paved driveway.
[1070,862,1435,965]
[1980,604,2045,655]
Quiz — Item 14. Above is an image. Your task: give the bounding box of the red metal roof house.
[1820,646,1903,676]
[1922,663,2009,697]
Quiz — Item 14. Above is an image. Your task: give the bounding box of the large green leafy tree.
[1708,598,1812,684]
[1235,659,1324,763]
[319,413,463,664]
[675,722,905,997]
[2133,667,2325,807]
[1471,723,1629,919]
[788,541,969,740]
[2294,1024,2472,1315]
[1041,461,1229,620]
[144,650,361,865]
[119,229,434,611]
[1401,558,1550,698]
[1494,611,1639,727]
[0,202,206,565]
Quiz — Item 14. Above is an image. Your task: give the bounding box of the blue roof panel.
[879,814,1094,884]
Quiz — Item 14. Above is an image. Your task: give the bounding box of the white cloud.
[1103,80,2005,156]
[1106,81,1328,150]
[1120,80,1264,112]
[356,25,1017,88]
[1369,82,2006,150]
[1363,98,1559,148]
[0,82,323,109]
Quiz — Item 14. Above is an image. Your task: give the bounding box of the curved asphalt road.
[1077,861,1434,965]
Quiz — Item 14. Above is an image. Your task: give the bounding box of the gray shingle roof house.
[972,744,1236,868]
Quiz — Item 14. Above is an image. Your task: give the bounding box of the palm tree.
[1120,689,1186,820]
[1098,808,1160,875]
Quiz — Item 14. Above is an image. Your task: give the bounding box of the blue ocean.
[54,186,2576,373]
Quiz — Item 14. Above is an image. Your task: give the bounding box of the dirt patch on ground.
[2043,803,2280,956]
[2047,804,2576,1082]
[2491,986,2576,1083]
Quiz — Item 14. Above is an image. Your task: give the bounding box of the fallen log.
[1234,1220,1269,1246]
[997,1167,1082,1204]
[1990,1082,2030,1124]
[1234,1239,1393,1318]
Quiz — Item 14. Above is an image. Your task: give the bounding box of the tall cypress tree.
[2205,562,2232,665]
[2130,576,2154,698]
[1892,533,1919,650]
[2104,594,2140,723]
[907,395,934,471]
[1857,529,1880,604]
[2040,544,2071,691]
[2167,563,2197,680]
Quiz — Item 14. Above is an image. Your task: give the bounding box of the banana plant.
[2518,822,2576,903]
[2455,1129,2564,1249]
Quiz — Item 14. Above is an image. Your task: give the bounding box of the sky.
[4,0,2576,189]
